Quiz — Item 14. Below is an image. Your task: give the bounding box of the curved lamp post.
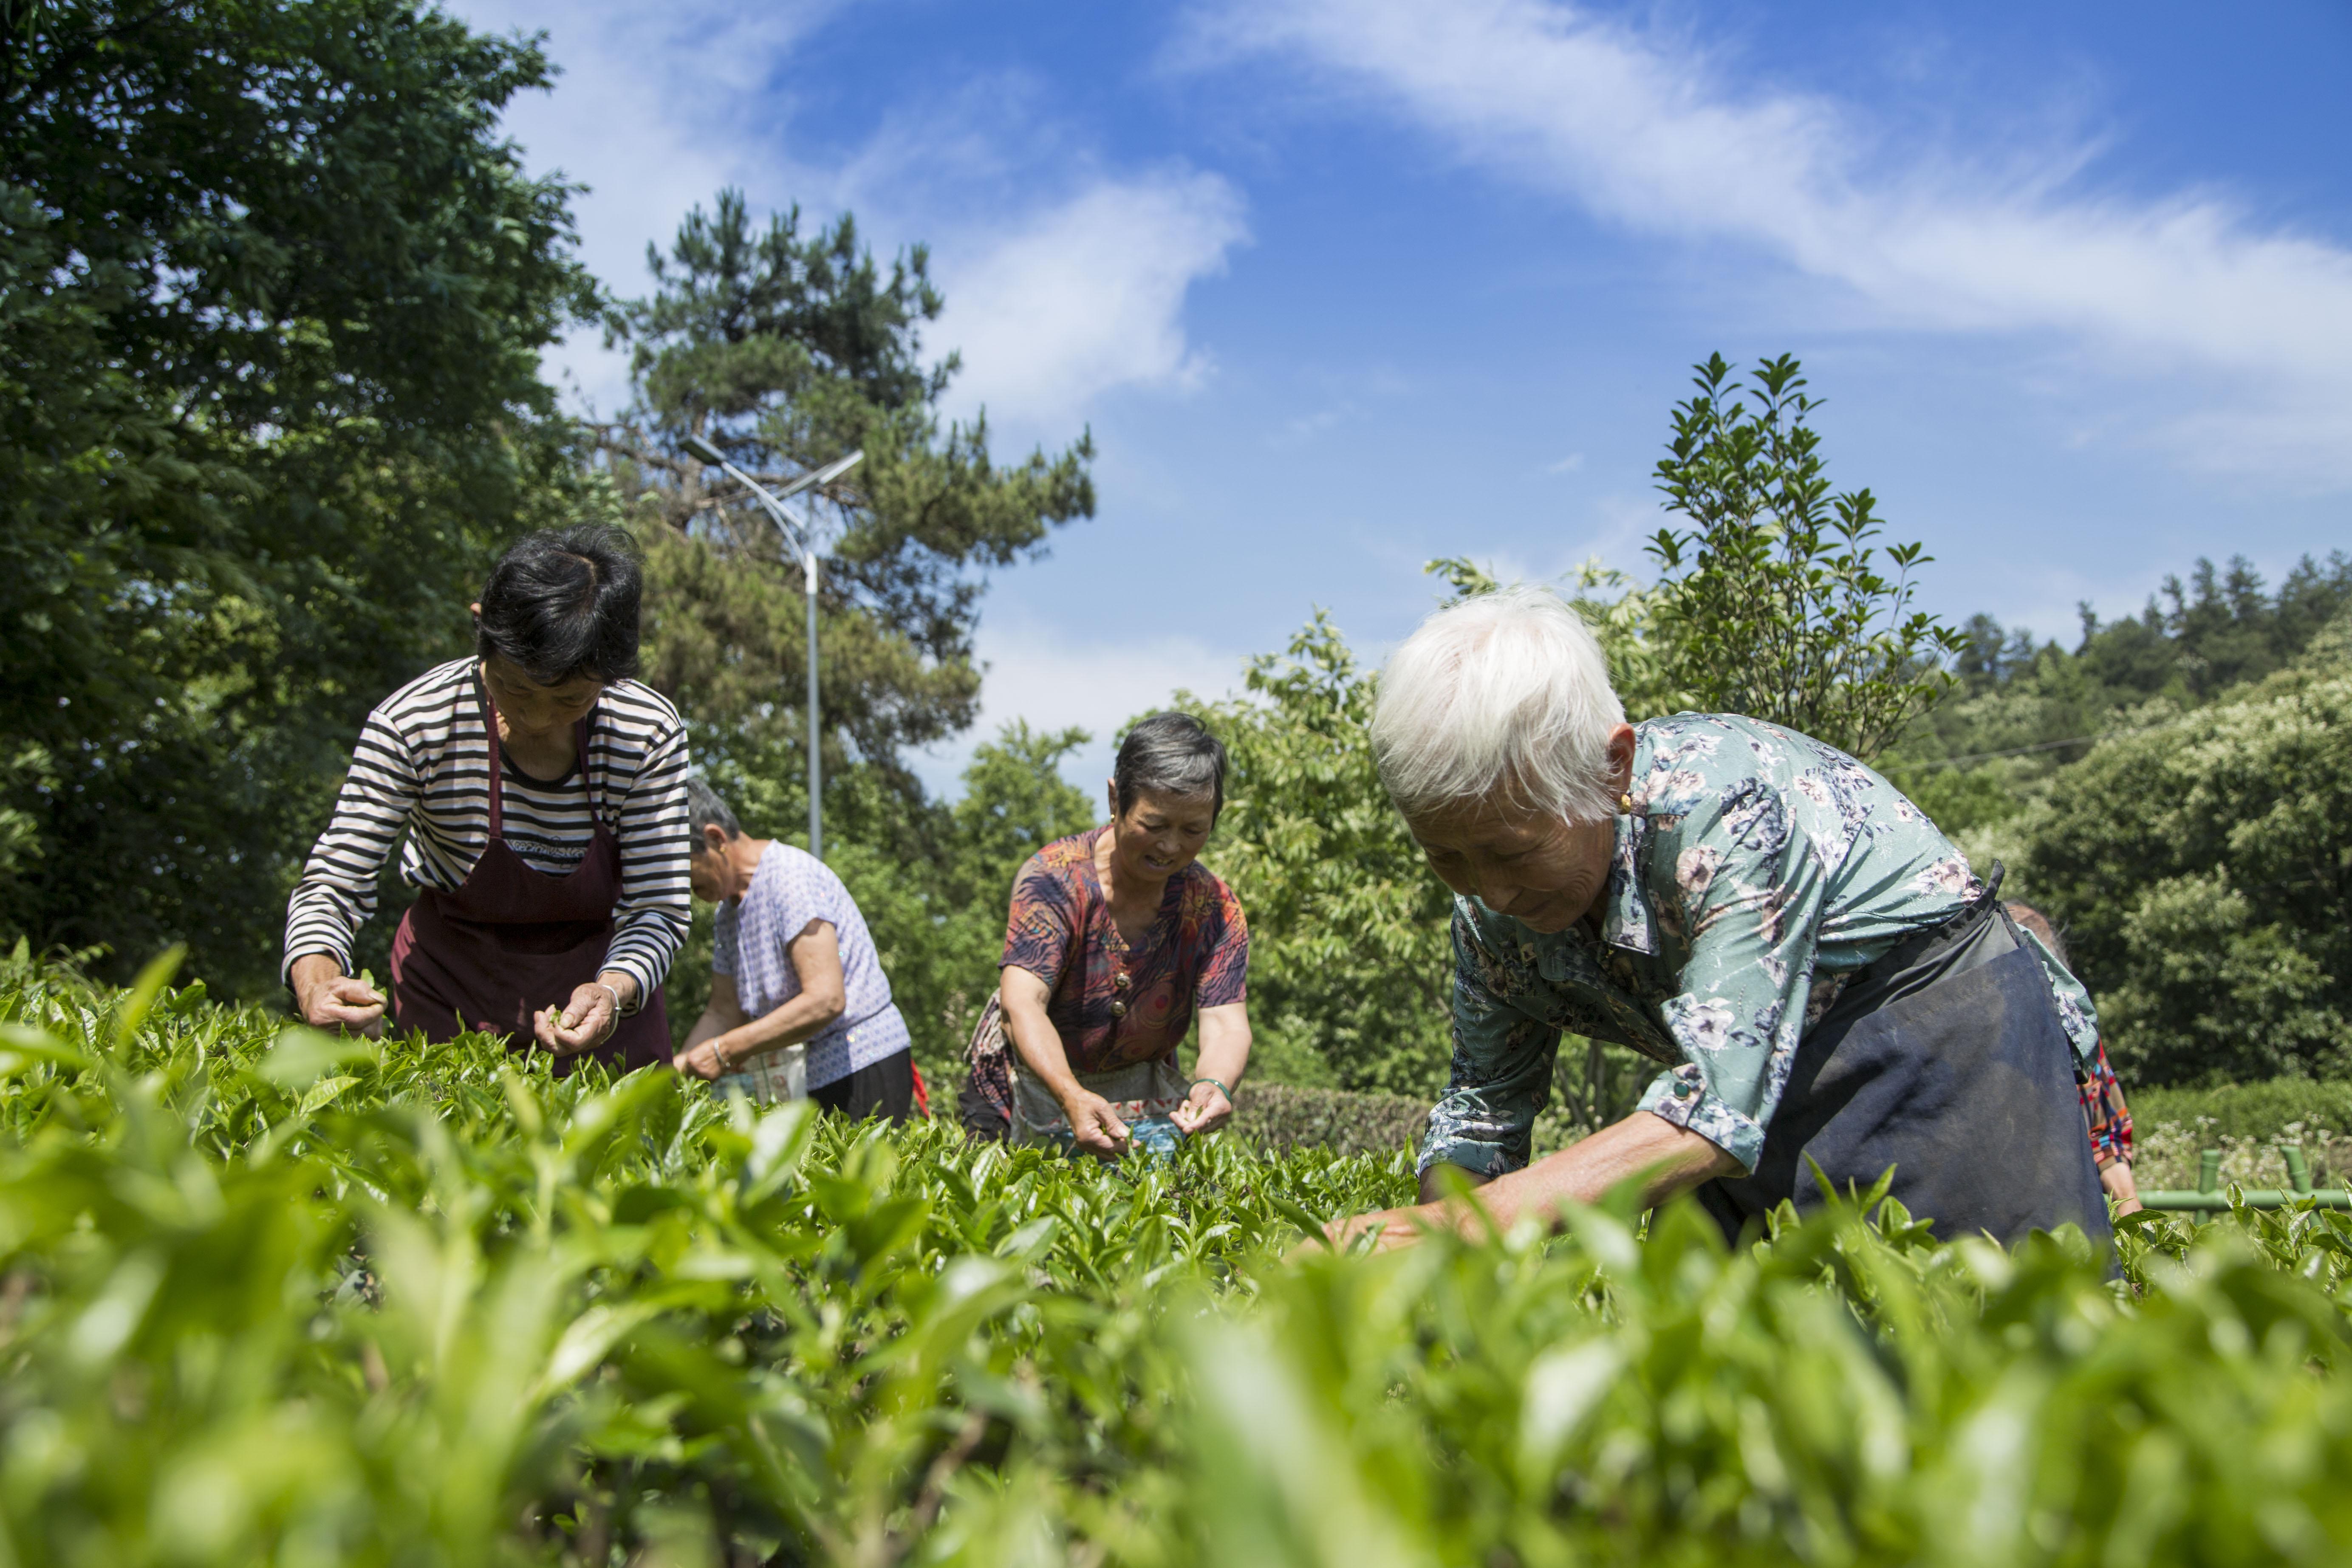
[680,435,864,861]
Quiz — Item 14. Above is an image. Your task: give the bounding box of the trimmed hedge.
[1231,1082,1430,1157]
[2130,1076,2352,1192]
[2133,1077,2352,1141]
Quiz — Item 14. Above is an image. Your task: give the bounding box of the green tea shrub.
[3,951,2352,1565]
[1231,1083,1429,1157]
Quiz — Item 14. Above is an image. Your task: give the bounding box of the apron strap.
[479,671,505,839]
[478,670,602,838]
[575,713,602,827]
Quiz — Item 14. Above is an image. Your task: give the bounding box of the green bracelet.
[1188,1076,1233,1105]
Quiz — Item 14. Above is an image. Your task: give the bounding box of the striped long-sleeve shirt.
[282,658,692,1009]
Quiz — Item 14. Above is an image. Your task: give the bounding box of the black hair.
[685,777,742,849]
[474,523,643,685]
[1113,712,1227,821]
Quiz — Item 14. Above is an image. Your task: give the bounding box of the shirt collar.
[1599,808,1656,956]
[1597,721,1660,956]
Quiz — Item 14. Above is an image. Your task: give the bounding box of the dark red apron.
[389,690,671,1075]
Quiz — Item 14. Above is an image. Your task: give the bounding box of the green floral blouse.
[1424,714,2098,1178]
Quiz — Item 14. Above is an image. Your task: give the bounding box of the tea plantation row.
[2,949,2350,1565]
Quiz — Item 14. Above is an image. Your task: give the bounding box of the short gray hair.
[1371,583,1626,826]
[685,776,741,847]
[1114,712,1226,819]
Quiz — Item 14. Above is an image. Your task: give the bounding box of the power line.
[1908,731,2135,771]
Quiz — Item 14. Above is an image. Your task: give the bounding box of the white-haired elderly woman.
[1329,585,2110,1253]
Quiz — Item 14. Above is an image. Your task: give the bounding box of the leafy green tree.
[1186,613,1454,1094]
[599,190,1097,794]
[2018,616,2352,1086]
[1884,551,2352,839]
[1647,353,1964,760]
[1425,555,1690,721]
[0,0,596,993]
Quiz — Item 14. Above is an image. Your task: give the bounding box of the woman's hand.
[291,954,385,1037]
[536,972,633,1055]
[1059,1088,1131,1156]
[1170,1078,1233,1135]
[1321,1203,1442,1253]
[672,1037,734,1082]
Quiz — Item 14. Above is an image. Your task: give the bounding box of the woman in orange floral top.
[961,713,1252,1156]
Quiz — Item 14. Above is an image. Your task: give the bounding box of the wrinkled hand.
[672,1039,733,1082]
[293,958,384,1038]
[535,980,618,1055]
[1170,1079,1233,1135]
[1060,1089,1131,1157]
[1321,1203,1442,1254]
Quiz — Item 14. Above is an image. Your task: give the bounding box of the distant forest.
[1891,551,2352,834]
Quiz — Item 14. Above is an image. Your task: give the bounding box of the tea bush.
[3,949,2352,1565]
[1230,1082,1430,1157]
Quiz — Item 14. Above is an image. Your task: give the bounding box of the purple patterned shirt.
[713,843,909,1089]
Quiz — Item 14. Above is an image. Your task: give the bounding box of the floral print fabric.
[998,829,1249,1077]
[2078,1039,2134,1167]
[1425,713,2100,1179]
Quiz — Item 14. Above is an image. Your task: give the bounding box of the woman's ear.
[1606,723,1637,791]
[469,600,482,619]
[1105,778,1120,823]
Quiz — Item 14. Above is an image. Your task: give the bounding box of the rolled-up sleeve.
[1419,909,1559,1180]
[1634,788,1829,1173]
[282,712,420,987]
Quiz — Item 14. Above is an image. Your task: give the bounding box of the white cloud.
[911,617,1248,800]
[1186,0,2352,483]
[450,0,851,416]
[932,172,1249,432]
[1547,452,1586,474]
[451,3,1247,437]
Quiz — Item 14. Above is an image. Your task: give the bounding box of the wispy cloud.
[452,0,1246,435]
[911,616,1248,799]
[454,0,848,414]
[1183,0,2352,484]
[932,171,1249,433]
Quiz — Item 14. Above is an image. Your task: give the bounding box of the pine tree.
[598,190,1096,794]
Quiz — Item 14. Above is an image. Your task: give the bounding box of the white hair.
[1371,583,1627,825]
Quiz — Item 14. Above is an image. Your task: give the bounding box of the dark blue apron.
[1695,874,2112,1253]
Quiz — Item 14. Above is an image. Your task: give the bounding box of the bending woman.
[1329,585,2110,1252]
[964,713,1252,1155]
[282,525,690,1069]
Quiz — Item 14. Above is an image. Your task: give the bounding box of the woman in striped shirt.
[283,525,692,1069]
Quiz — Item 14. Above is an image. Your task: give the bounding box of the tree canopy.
[2018,617,2352,1085]
[1647,353,1963,761]
[599,189,1097,792]
[0,0,596,992]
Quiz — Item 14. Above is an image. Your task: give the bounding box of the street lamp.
[680,434,864,861]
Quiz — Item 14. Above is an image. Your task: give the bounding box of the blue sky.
[448,0,2352,796]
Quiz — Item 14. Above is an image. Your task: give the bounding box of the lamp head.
[681,433,727,467]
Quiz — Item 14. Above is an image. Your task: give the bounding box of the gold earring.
[1619,792,1634,814]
